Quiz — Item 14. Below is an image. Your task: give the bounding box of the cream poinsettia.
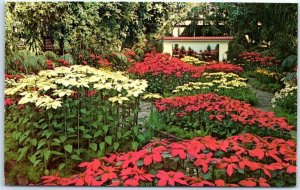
[5,65,148,110]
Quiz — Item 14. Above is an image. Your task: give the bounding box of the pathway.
[138,101,152,124]
[247,78,274,112]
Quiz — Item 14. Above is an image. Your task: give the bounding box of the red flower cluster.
[201,62,244,74]
[57,59,70,66]
[155,93,294,133]
[78,54,112,68]
[239,52,280,67]
[40,133,296,186]
[5,74,23,79]
[5,98,14,107]
[128,52,202,78]
[129,52,244,78]
[122,48,136,58]
[45,59,54,69]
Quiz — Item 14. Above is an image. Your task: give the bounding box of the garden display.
[4,1,297,188]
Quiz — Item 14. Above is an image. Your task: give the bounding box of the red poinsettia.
[156,170,188,186]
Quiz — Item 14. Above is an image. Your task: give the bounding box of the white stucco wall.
[162,40,230,61]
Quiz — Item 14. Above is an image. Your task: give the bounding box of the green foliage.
[282,55,297,72]
[227,40,246,61]
[6,2,188,55]
[248,77,283,93]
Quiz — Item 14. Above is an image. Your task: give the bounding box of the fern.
[282,55,297,71]
[60,54,74,65]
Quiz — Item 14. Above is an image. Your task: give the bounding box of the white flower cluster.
[5,65,148,109]
[271,81,297,108]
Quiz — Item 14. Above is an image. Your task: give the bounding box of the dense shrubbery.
[155,93,294,139]
[40,133,296,187]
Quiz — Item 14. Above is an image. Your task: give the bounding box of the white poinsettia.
[5,65,148,109]
[108,95,129,104]
[53,89,74,98]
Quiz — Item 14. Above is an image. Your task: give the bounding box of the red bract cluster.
[45,59,54,69]
[200,62,244,74]
[40,133,296,186]
[57,59,70,67]
[129,52,244,78]
[5,98,14,107]
[128,52,202,78]
[78,54,112,68]
[239,52,280,67]
[5,74,23,79]
[155,93,294,134]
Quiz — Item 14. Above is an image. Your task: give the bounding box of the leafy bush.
[271,82,297,125]
[5,65,149,174]
[40,133,296,187]
[155,93,294,139]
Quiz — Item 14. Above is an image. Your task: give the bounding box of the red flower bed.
[40,133,296,186]
[238,52,280,69]
[128,52,243,93]
[77,53,112,68]
[128,52,202,77]
[155,93,294,138]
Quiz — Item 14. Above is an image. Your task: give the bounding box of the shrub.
[271,82,297,125]
[5,65,149,174]
[155,93,294,139]
[40,133,296,187]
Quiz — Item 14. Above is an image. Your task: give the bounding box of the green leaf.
[29,155,36,164]
[37,139,47,150]
[131,141,138,150]
[113,142,119,150]
[89,143,97,152]
[94,130,102,138]
[123,131,131,138]
[103,125,109,134]
[58,163,66,170]
[82,134,92,139]
[105,136,112,145]
[133,126,139,135]
[53,138,61,144]
[64,144,73,153]
[80,108,87,114]
[100,142,106,152]
[71,154,81,161]
[137,160,144,166]
[117,131,122,139]
[43,150,51,161]
[31,139,37,147]
[33,159,42,167]
[67,128,75,133]
[51,151,64,156]
[137,134,145,141]
[59,136,67,143]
